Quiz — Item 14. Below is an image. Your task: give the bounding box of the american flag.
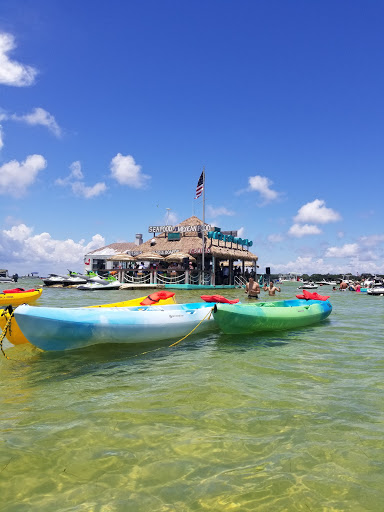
[195,171,204,199]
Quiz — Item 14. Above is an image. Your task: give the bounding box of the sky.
[0,0,383,276]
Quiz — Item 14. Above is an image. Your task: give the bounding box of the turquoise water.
[1,280,384,511]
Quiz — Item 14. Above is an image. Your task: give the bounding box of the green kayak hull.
[213,299,332,334]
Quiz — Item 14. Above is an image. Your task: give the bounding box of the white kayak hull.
[14,303,216,351]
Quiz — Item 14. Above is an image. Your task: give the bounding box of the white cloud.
[110,154,150,188]
[3,223,33,241]
[56,161,106,199]
[0,107,62,137]
[0,124,3,149]
[55,160,83,186]
[165,211,178,225]
[237,227,245,238]
[0,154,47,197]
[325,243,359,258]
[0,33,38,86]
[294,199,341,224]
[71,181,107,199]
[359,234,384,247]
[337,231,344,239]
[0,223,105,274]
[288,223,322,238]
[248,175,279,202]
[11,107,62,137]
[207,205,235,217]
[268,233,284,243]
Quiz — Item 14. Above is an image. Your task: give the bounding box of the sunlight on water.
[1,281,384,511]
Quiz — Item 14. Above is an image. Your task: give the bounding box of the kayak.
[0,292,176,346]
[0,288,42,307]
[14,302,215,351]
[87,292,176,308]
[212,299,332,334]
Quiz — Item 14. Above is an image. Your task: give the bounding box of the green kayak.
[213,299,332,334]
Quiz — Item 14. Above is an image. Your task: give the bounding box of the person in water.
[245,277,260,298]
[263,280,281,296]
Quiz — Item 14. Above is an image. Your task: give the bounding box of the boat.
[367,282,384,296]
[212,299,332,334]
[77,275,122,290]
[315,280,337,286]
[42,273,67,286]
[338,274,353,285]
[0,288,42,307]
[297,282,318,289]
[0,292,176,346]
[43,270,97,287]
[62,271,88,286]
[0,269,14,283]
[13,302,216,351]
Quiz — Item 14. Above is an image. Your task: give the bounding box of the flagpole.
[202,167,205,282]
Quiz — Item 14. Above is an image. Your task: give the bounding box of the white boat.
[298,282,318,289]
[43,271,104,287]
[42,273,67,286]
[14,302,216,351]
[0,277,14,283]
[338,274,354,285]
[315,280,337,286]
[278,273,301,282]
[77,278,121,290]
[367,282,384,296]
[0,269,14,283]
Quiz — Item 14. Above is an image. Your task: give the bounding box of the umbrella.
[107,253,135,261]
[164,252,196,263]
[134,252,164,262]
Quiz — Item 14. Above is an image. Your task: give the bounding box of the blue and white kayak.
[14,302,216,351]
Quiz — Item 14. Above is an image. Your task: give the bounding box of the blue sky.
[0,0,383,276]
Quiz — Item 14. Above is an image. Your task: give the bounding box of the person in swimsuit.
[263,281,281,296]
[245,277,260,298]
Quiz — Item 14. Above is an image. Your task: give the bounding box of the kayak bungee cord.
[128,306,215,359]
[0,306,14,360]
[168,306,214,347]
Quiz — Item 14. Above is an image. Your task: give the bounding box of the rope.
[168,307,214,347]
[130,306,215,358]
[0,307,13,360]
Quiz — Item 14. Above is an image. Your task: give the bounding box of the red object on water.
[296,290,330,301]
[2,288,26,293]
[140,291,175,305]
[200,295,240,304]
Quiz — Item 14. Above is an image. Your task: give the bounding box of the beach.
[1,280,384,511]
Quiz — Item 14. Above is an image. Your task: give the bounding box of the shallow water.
[1,280,384,511]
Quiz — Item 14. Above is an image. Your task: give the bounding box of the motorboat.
[13,302,216,351]
[297,282,318,289]
[212,298,332,334]
[62,273,88,286]
[315,280,337,286]
[77,275,122,290]
[0,269,14,283]
[42,273,67,286]
[367,282,384,296]
[43,271,101,287]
